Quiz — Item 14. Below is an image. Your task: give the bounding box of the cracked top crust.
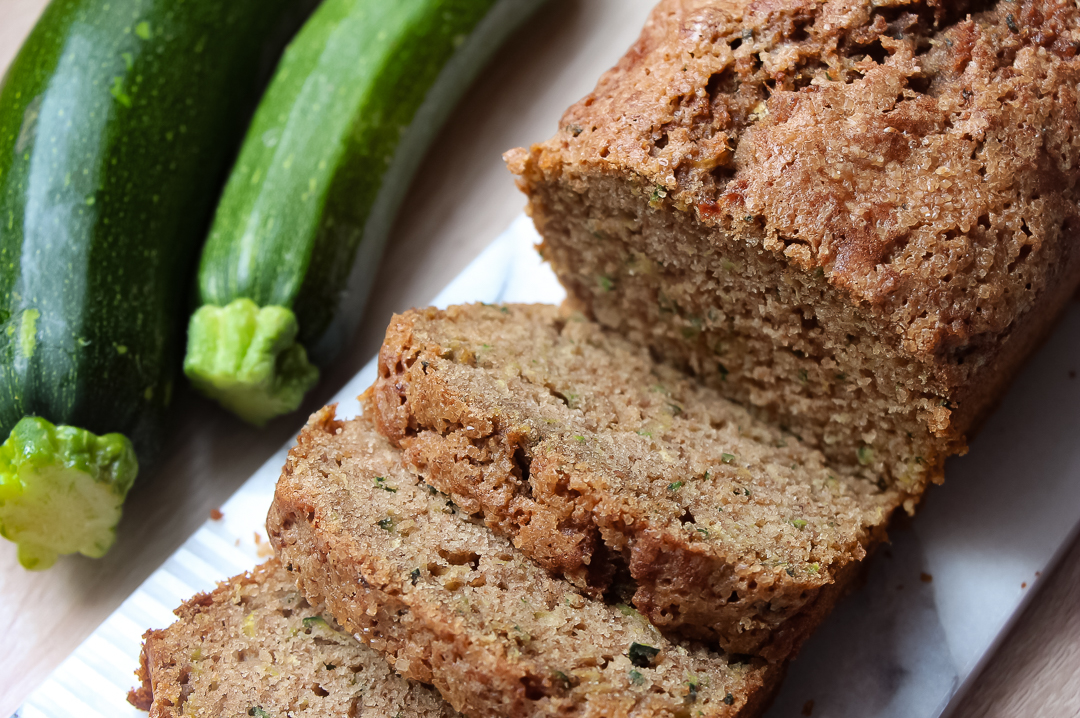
[509,0,1080,357]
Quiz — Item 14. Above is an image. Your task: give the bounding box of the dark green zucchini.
[185,0,548,426]
[0,0,309,569]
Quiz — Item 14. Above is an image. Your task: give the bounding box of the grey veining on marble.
[18,215,1080,718]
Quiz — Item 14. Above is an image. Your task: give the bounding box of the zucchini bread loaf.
[506,0,1080,494]
[268,407,781,718]
[367,303,900,659]
[128,558,457,718]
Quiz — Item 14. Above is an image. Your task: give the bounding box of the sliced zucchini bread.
[367,303,901,658]
[506,0,1080,497]
[128,557,458,718]
[268,407,782,718]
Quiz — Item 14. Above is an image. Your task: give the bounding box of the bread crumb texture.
[368,304,898,657]
[509,0,1080,494]
[268,407,782,718]
[129,558,457,718]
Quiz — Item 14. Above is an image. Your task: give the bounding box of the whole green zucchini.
[185,0,547,426]
[0,0,309,569]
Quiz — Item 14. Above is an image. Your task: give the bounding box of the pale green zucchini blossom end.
[184,298,319,426]
[0,416,138,570]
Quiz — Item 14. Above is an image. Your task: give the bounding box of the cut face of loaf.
[506,0,1080,495]
[268,408,780,718]
[367,304,899,658]
[128,558,457,718]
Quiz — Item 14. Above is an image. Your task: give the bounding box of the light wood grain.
[0,1,1077,716]
[950,532,1080,718]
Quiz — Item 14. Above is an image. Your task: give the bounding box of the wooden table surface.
[1,1,1078,716]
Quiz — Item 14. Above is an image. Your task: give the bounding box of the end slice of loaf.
[128,557,458,718]
[367,303,898,657]
[507,0,1080,495]
[268,407,782,718]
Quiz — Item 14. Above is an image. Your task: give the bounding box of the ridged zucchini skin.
[0,0,309,460]
[188,0,547,423]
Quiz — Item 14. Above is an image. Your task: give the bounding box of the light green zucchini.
[185,0,547,425]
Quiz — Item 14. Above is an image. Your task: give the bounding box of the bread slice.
[505,0,1080,497]
[367,303,898,658]
[128,557,458,718]
[268,407,782,718]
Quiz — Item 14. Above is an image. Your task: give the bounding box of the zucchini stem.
[184,298,319,426]
[0,417,138,570]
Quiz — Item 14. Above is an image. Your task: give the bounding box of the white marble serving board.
[15,214,1080,718]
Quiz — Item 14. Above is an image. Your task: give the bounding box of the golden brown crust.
[127,641,155,713]
[520,0,1080,339]
[365,303,900,657]
[508,0,1080,492]
[268,407,780,718]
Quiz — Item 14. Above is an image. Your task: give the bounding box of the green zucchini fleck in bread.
[507,0,1080,498]
[129,558,458,718]
[367,303,900,658]
[268,408,783,718]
